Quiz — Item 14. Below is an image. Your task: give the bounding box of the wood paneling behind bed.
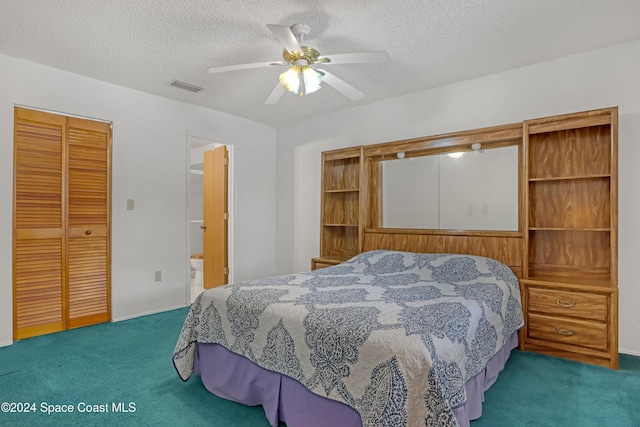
[363,229,523,278]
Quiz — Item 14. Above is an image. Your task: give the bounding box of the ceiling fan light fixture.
[279,66,323,96]
[279,66,301,93]
[301,66,323,94]
[206,24,391,104]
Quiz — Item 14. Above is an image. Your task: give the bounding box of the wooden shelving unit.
[310,108,620,369]
[521,107,618,369]
[312,147,363,270]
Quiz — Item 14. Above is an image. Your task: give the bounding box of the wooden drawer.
[527,313,608,351]
[527,288,607,322]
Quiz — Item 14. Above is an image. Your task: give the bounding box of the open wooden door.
[202,146,228,289]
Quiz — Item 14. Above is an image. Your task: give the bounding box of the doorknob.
[85,230,92,235]
[200,224,206,230]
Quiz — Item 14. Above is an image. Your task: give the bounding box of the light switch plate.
[127,199,135,210]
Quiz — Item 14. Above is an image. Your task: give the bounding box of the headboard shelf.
[364,228,522,237]
[362,123,522,158]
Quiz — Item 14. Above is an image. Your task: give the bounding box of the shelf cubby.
[319,147,363,263]
[528,178,610,229]
[528,124,611,180]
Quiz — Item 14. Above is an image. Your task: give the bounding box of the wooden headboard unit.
[315,107,619,369]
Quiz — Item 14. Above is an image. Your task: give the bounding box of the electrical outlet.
[127,199,135,210]
[154,271,162,282]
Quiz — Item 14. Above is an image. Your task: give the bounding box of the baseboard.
[0,306,189,345]
[111,304,188,322]
[619,348,640,357]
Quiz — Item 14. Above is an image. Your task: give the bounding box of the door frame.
[185,133,234,302]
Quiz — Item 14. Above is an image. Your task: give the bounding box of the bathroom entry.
[202,146,228,289]
[188,136,233,303]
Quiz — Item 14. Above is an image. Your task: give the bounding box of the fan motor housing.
[283,46,324,65]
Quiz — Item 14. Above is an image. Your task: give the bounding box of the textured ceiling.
[2,0,640,126]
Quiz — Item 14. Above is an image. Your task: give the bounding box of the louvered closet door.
[66,117,111,329]
[13,108,66,339]
[13,108,111,340]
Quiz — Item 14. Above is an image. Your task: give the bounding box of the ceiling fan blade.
[264,83,286,104]
[207,61,285,74]
[318,70,364,101]
[318,51,392,65]
[267,24,303,54]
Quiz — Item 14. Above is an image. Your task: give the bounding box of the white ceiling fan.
[206,24,392,104]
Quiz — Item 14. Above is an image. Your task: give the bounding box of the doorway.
[187,135,234,303]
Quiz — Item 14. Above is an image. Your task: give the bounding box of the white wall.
[0,53,277,346]
[275,39,640,356]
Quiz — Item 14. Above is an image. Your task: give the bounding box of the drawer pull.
[555,300,576,308]
[555,327,575,337]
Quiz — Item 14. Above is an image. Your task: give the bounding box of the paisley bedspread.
[173,250,524,427]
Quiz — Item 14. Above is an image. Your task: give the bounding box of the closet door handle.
[200,224,207,230]
[555,300,575,308]
[85,230,92,236]
[555,327,575,337]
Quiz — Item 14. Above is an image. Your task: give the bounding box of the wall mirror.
[380,144,519,231]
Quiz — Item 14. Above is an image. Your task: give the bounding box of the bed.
[173,250,524,427]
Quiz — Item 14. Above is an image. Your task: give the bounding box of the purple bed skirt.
[193,332,519,427]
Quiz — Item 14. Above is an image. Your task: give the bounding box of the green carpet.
[0,307,638,427]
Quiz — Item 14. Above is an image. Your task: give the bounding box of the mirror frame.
[362,123,525,237]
